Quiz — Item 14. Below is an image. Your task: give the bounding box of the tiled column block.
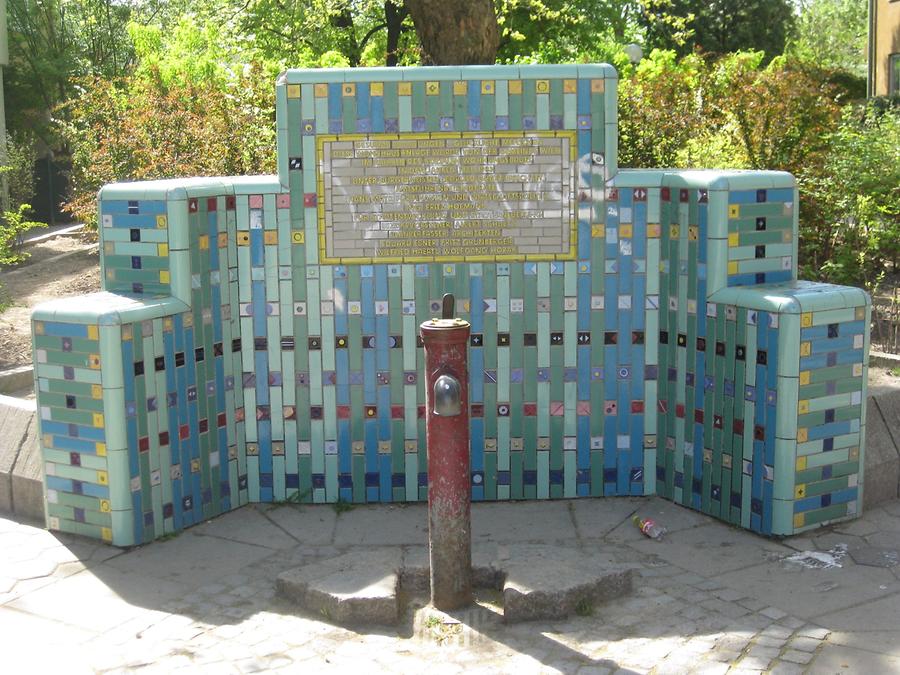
[658,281,870,535]
[33,294,191,545]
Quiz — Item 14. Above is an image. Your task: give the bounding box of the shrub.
[61,64,276,229]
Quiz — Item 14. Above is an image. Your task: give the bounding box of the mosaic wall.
[32,65,870,545]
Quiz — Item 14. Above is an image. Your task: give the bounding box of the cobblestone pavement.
[3,496,900,673]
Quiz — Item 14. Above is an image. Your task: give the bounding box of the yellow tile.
[796,456,807,470]
[619,224,633,238]
[647,224,660,238]
[163,317,173,331]
[100,499,111,512]
[453,80,467,95]
[426,81,440,95]
[121,325,132,341]
[799,371,810,385]
[198,235,209,250]
[104,242,114,255]
[508,80,523,95]
[801,312,813,327]
[183,313,193,328]
[728,232,740,247]
[688,226,698,241]
[159,270,170,284]
[370,82,383,96]
[158,243,168,256]
[93,413,104,428]
[481,80,495,94]
[783,230,793,243]
[96,470,108,485]
[797,428,808,443]
[89,354,100,369]
[314,83,328,97]
[101,527,112,542]
[800,342,811,356]
[850,446,859,459]
[43,434,53,448]
[591,225,604,238]
[398,82,412,96]
[342,83,356,97]
[728,204,740,218]
[106,269,114,280]
[156,215,168,228]
[286,84,301,98]
[855,306,866,320]
[798,400,809,414]
[218,233,228,248]
[794,485,806,498]
[852,363,863,377]
[535,79,550,94]
[264,231,278,245]
[34,321,44,335]
[87,325,98,340]
[292,231,305,244]
[794,513,805,529]
[237,231,250,246]
[591,79,605,93]
[563,79,577,93]
[669,225,680,239]
[95,442,106,457]
[728,261,739,275]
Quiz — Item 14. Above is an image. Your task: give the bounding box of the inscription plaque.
[317,131,577,263]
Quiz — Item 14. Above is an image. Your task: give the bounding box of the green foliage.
[4,133,39,212]
[799,105,900,290]
[639,0,795,62]
[0,204,46,267]
[496,0,640,64]
[61,66,276,230]
[787,0,868,79]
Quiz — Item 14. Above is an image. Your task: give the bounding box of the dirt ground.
[0,233,100,368]
[0,232,898,391]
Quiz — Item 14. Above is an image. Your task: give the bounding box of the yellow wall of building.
[872,0,900,95]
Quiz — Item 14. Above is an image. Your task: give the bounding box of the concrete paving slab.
[715,556,900,619]
[0,396,37,516]
[101,530,275,588]
[6,565,182,633]
[626,523,788,576]
[813,641,900,673]
[875,389,900,452]
[191,503,303,550]
[569,496,643,540]
[863,399,900,508]
[333,503,428,546]
[0,606,98,675]
[826,630,900,656]
[499,544,635,622]
[277,548,401,626]
[264,504,337,545]
[472,500,576,543]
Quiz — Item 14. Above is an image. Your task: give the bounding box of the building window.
[893,54,900,96]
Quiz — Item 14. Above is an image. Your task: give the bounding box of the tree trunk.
[404,0,499,65]
[385,1,408,67]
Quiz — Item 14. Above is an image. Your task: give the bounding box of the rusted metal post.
[420,293,472,610]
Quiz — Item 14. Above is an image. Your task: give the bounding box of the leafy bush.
[61,65,276,229]
[0,203,46,267]
[799,105,900,289]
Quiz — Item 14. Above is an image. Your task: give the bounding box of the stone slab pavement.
[4,496,900,674]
